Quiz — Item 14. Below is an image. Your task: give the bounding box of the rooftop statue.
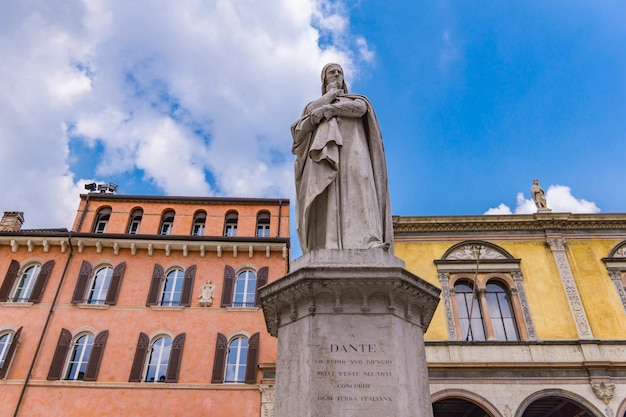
[531,178,548,210]
[291,63,393,253]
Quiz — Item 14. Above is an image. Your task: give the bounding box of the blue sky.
[1,1,624,239]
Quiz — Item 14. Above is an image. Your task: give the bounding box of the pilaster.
[546,237,593,339]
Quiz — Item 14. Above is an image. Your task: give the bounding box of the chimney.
[0,211,25,232]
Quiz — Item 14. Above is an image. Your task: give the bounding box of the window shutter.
[220,266,236,307]
[211,333,228,383]
[146,264,164,306]
[180,265,196,307]
[165,333,186,383]
[0,326,22,379]
[254,267,269,307]
[245,332,260,384]
[105,262,126,305]
[0,260,20,302]
[71,261,92,304]
[29,260,55,303]
[83,330,108,381]
[129,332,150,382]
[47,328,71,380]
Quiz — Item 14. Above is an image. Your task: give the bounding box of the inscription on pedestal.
[313,341,395,413]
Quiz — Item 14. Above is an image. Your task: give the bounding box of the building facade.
[395,212,626,417]
[0,194,289,417]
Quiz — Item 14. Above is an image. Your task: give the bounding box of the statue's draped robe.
[291,94,393,252]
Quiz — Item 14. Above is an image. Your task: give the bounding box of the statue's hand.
[310,106,326,125]
[326,82,343,98]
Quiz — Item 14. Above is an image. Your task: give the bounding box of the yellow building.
[394,212,626,417]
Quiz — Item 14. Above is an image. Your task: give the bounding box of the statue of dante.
[291,63,393,253]
[531,178,548,209]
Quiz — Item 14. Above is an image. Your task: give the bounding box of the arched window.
[211,332,259,384]
[145,336,171,383]
[256,211,270,237]
[225,336,248,383]
[485,281,519,341]
[0,331,15,371]
[224,211,238,237]
[0,327,21,379]
[11,264,41,302]
[159,210,175,235]
[92,207,111,233]
[192,211,206,236]
[127,208,143,234]
[72,261,126,306]
[47,328,108,381]
[87,266,113,305]
[233,270,257,308]
[454,280,486,341]
[161,268,184,307]
[65,333,95,381]
[437,241,536,341]
[128,332,186,383]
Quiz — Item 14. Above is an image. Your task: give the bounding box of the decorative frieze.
[546,237,593,339]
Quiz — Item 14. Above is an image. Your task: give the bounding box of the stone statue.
[198,280,215,307]
[291,63,393,253]
[531,179,548,210]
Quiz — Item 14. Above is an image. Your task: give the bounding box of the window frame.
[223,211,238,237]
[160,268,185,307]
[191,211,207,236]
[211,332,260,384]
[72,261,126,306]
[159,210,175,235]
[485,280,520,341]
[224,336,249,383]
[87,265,114,305]
[0,331,14,370]
[232,270,257,308]
[129,332,186,383]
[64,332,96,381]
[10,263,41,302]
[92,207,112,234]
[146,264,196,308]
[436,240,534,341]
[453,279,486,342]
[0,326,22,379]
[256,211,271,238]
[144,335,172,383]
[127,208,143,235]
[48,328,108,381]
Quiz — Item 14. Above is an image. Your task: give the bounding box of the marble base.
[260,251,440,417]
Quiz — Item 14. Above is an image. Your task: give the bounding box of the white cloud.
[484,185,601,215]
[0,0,371,228]
[484,203,513,215]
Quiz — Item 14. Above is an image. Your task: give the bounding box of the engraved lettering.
[330,344,377,353]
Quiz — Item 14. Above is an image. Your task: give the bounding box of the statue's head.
[533,178,539,185]
[321,63,348,95]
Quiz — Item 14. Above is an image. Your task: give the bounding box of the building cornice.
[0,233,289,259]
[393,212,626,235]
[79,193,290,206]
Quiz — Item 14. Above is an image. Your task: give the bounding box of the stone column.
[260,250,440,417]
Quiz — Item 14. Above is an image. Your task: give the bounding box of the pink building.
[0,193,289,416]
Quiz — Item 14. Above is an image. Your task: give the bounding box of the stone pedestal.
[260,250,440,417]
